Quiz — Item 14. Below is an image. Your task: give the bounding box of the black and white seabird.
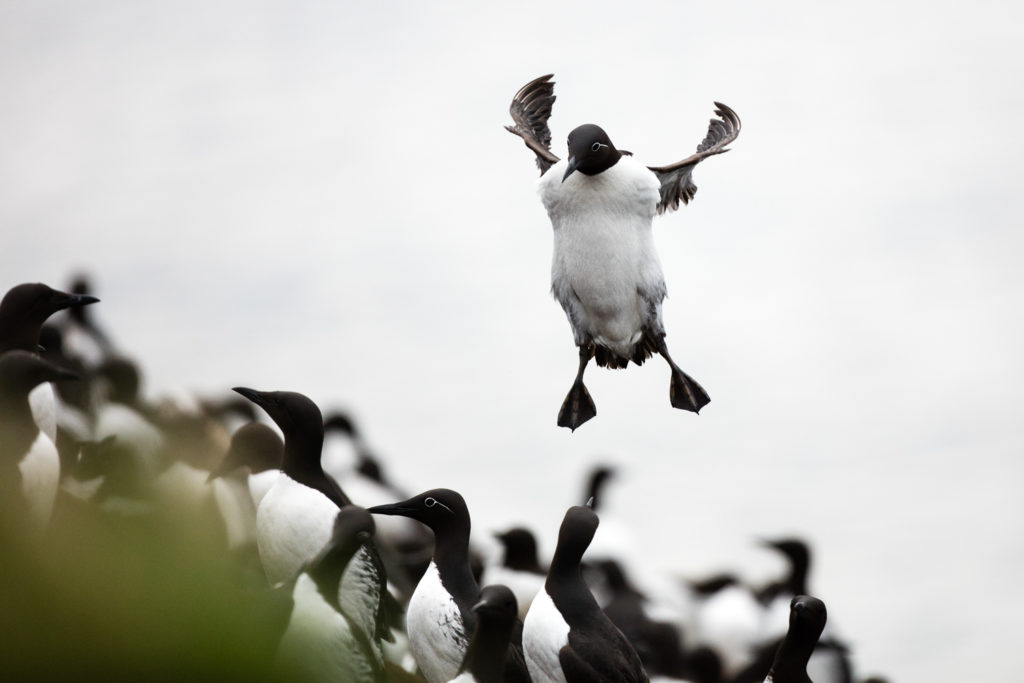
[523,504,648,683]
[205,422,284,552]
[207,421,284,507]
[764,595,827,683]
[0,282,99,443]
[233,387,397,654]
[368,489,530,683]
[449,584,522,683]
[482,527,547,621]
[276,506,387,683]
[0,350,79,533]
[506,74,740,430]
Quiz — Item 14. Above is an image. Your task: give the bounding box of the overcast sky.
[2,1,1023,680]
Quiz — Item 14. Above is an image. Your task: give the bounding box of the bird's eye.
[424,497,454,514]
[591,142,602,152]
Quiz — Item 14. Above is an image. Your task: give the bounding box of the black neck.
[433,522,480,629]
[283,435,351,508]
[460,618,514,683]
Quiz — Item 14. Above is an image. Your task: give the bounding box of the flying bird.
[505,74,740,430]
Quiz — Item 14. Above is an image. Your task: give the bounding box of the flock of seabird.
[0,75,889,682]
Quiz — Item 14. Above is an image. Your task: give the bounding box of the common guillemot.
[0,282,98,444]
[0,350,79,534]
[233,387,397,650]
[276,506,387,683]
[450,584,521,683]
[505,74,740,430]
[523,504,648,682]
[764,595,827,683]
[368,489,530,683]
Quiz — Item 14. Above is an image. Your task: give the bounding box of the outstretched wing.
[505,73,561,175]
[647,102,741,214]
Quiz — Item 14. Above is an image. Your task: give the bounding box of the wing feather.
[647,102,741,214]
[505,73,561,175]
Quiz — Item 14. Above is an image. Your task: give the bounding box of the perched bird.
[232,387,397,653]
[764,596,827,683]
[206,421,284,508]
[0,350,79,533]
[276,506,387,683]
[368,489,530,683]
[0,282,99,443]
[481,527,546,620]
[206,422,284,552]
[593,559,688,679]
[756,538,812,640]
[523,504,648,683]
[505,74,740,430]
[450,584,521,683]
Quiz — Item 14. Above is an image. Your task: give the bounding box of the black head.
[0,350,80,398]
[323,411,359,438]
[761,538,810,565]
[473,584,518,624]
[788,594,827,640]
[233,388,324,445]
[562,124,622,182]
[585,464,616,509]
[367,487,469,533]
[553,505,599,565]
[207,422,284,481]
[494,527,540,570]
[0,283,100,353]
[95,357,141,405]
[308,506,376,612]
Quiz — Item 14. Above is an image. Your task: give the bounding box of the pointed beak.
[56,292,100,311]
[562,156,580,182]
[45,365,80,383]
[232,386,266,408]
[366,501,413,517]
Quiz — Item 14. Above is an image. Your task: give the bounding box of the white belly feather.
[523,587,570,683]
[407,561,469,683]
[540,157,666,356]
[256,474,337,587]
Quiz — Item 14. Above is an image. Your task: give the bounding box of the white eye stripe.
[591,142,607,152]
[424,497,454,514]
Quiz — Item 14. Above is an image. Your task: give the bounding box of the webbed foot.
[557,381,597,431]
[669,367,711,413]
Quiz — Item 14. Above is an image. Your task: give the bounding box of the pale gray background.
[2,1,1022,680]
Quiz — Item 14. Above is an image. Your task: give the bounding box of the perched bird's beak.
[562,156,580,182]
[57,292,100,311]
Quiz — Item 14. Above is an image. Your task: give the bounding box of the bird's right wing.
[505,73,561,176]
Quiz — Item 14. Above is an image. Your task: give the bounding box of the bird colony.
[0,75,887,683]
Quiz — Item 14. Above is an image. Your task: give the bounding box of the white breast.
[28,383,57,444]
[210,475,258,549]
[247,469,279,507]
[18,430,60,534]
[94,402,164,473]
[276,573,377,682]
[539,157,666,355]
[256,474,337,586]
[407,561,469,683]
[523,587,570,683]
[692,584,763,676]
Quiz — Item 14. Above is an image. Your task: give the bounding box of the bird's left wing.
[505,73,561,176]
[647,102,741,214]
